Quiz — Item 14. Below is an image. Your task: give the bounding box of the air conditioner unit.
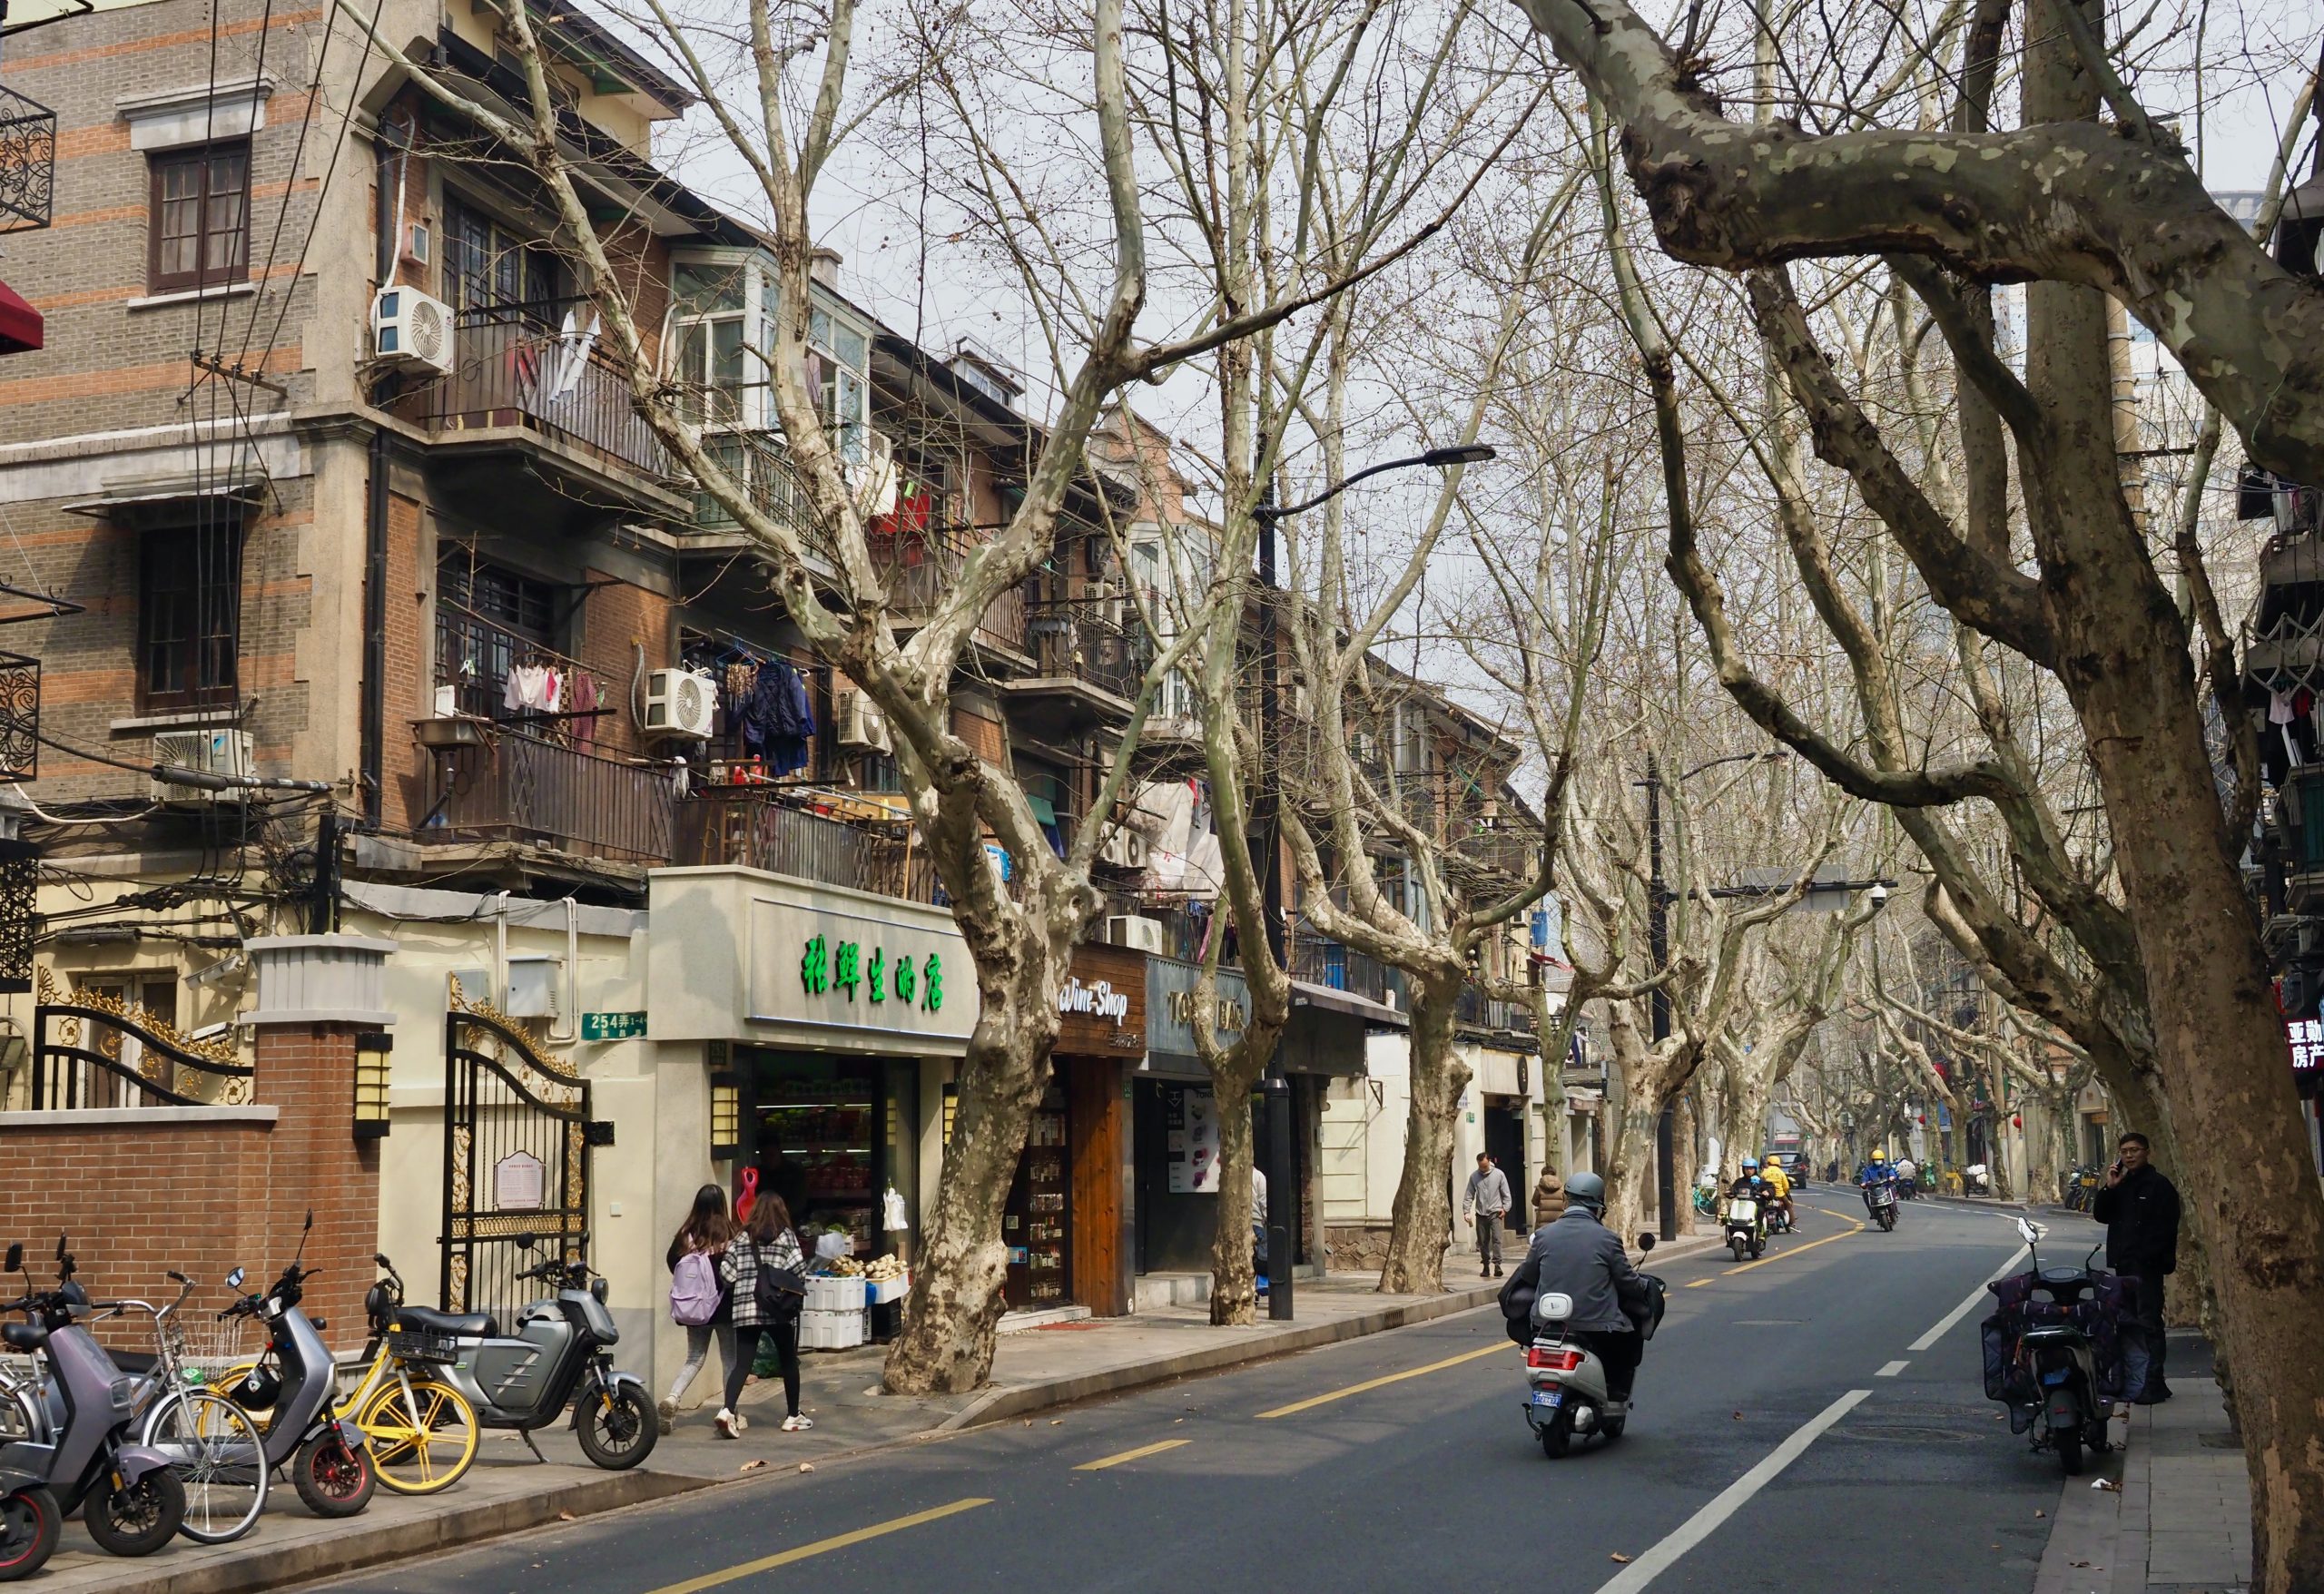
[1351,729,1379,764]
[643,668,716,739]
[370,286,456,375]
[834,689,891,753]
[151,729,255,803]
[1098,827,1147,870]
[1086,578,1125,630]
[1105,914,1166,954]
[852,430,899,517]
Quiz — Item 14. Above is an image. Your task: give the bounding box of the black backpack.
[754,1241,806,1323]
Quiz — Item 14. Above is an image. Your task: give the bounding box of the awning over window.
[0,280,42,354]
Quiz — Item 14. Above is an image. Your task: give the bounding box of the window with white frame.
[669,253,872,457]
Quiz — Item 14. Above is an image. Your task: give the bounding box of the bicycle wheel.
[359,1375,479,1495]
[144,1390,268,1544]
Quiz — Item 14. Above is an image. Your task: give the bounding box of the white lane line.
[1593,1389,1871,1593]
[1876,1360,1908,1377]
[1906,1245,2028,1353]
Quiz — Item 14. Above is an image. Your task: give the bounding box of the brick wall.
[0,0,330,443]
[576,566,672,761]
[0,1115,274,1347]
[0,1019,380,1352]
[250,1022,379,1335]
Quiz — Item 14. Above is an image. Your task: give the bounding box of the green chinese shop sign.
[800,934,945,1018]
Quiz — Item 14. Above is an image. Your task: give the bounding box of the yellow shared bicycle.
[219,1264,478,1497]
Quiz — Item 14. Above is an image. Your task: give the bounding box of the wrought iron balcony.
[1290,930,1404,1009]
[0,84,55,233]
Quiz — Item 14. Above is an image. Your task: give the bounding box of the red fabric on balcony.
[0,280,42,354]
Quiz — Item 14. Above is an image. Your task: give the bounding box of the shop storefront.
[1002,942,1147,1315]
[1134,957,1248,1277]
[648,868,975,1276]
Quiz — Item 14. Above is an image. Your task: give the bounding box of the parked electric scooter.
[218,1214,378,1516]
[374,1237,655,1471]
[1990,1217,2115,1476]
[1522,1234,1668,1459]
[0,1239,185,1557]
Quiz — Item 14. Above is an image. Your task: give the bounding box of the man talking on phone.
[2091,1131,2181,1402]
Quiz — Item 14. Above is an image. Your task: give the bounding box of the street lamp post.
[1636,747,1787,1240]
[1248,441,1494,1318]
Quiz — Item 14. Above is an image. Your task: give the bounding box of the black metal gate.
[28,969,252,1109]
[438,990,598,1323]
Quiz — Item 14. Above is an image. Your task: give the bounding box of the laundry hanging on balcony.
[738,656,815,775]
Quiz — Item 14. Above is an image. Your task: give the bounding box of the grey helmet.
[1564,1172,1608,1215]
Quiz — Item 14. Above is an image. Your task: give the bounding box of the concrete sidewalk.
[2034,1333,2252,1593]
[35,1258,1742,1594]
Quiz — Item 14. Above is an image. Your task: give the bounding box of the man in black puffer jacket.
[2090,1131,2181,1403]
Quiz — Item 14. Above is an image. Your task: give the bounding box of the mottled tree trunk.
[1378,983,1469,1293]
[883,922,1070,1394]
[1207,1068,1260,1324]
[2017,21,2324,1570]
[1602,1097,1661,1249]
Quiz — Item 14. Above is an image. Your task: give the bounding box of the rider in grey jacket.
[1499,1173,1651,1399]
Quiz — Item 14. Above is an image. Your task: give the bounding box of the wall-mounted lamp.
[353,1031,393,1139]
[710,1072,740,1160]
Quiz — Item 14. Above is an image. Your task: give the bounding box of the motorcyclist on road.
[1856,1152,1897,1215]
[1727,1157,1773,1241]
[1497,1173,1652,1403]
[1758,1156,1794,1228]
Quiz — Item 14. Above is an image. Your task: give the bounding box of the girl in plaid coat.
[717,1194,809,1436]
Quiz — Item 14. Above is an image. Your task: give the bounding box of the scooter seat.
[1,1323,45,1352]
[394,1305,498,1338]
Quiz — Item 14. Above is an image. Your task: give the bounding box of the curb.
[938,1284,1507,1431]
[97,1467,714,1594]
[1919,1194,2032,1211]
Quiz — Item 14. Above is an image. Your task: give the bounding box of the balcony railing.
[1453,987,1538,1036]
[0,84,56,233]
[1025,595,1149,704]
[423,728,677,864]
[673,787,939,902]
[1290,931,1404,1009]
[693,458,1031,655]
[401,312,674,483]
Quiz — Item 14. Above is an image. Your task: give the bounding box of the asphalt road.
[326,1197,2069,1594]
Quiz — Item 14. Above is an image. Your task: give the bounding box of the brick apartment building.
[0,0,1184,1352]
[0,0,1543,1355]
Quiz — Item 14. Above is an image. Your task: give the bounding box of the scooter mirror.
[3,1244,19,1274]
[53,1235,65,1263]
[1637,1233,1657,1252]
[2015,1217,2043,1245]
[225,1266,245,1290]
[515,1232,539,1252]
[302,1210,313,1233]
[374,1254,391,1268]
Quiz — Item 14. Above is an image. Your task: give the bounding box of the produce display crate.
[804,1275,867,1313]
[799,1306,865,1352]
[868,1273,910,1304]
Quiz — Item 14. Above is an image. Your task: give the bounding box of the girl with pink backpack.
[658,1184,735,1435]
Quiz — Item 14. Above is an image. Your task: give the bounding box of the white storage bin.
[868,1273,911,1304]
[805,1275,867,1313]
[799,1307,865,1351]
